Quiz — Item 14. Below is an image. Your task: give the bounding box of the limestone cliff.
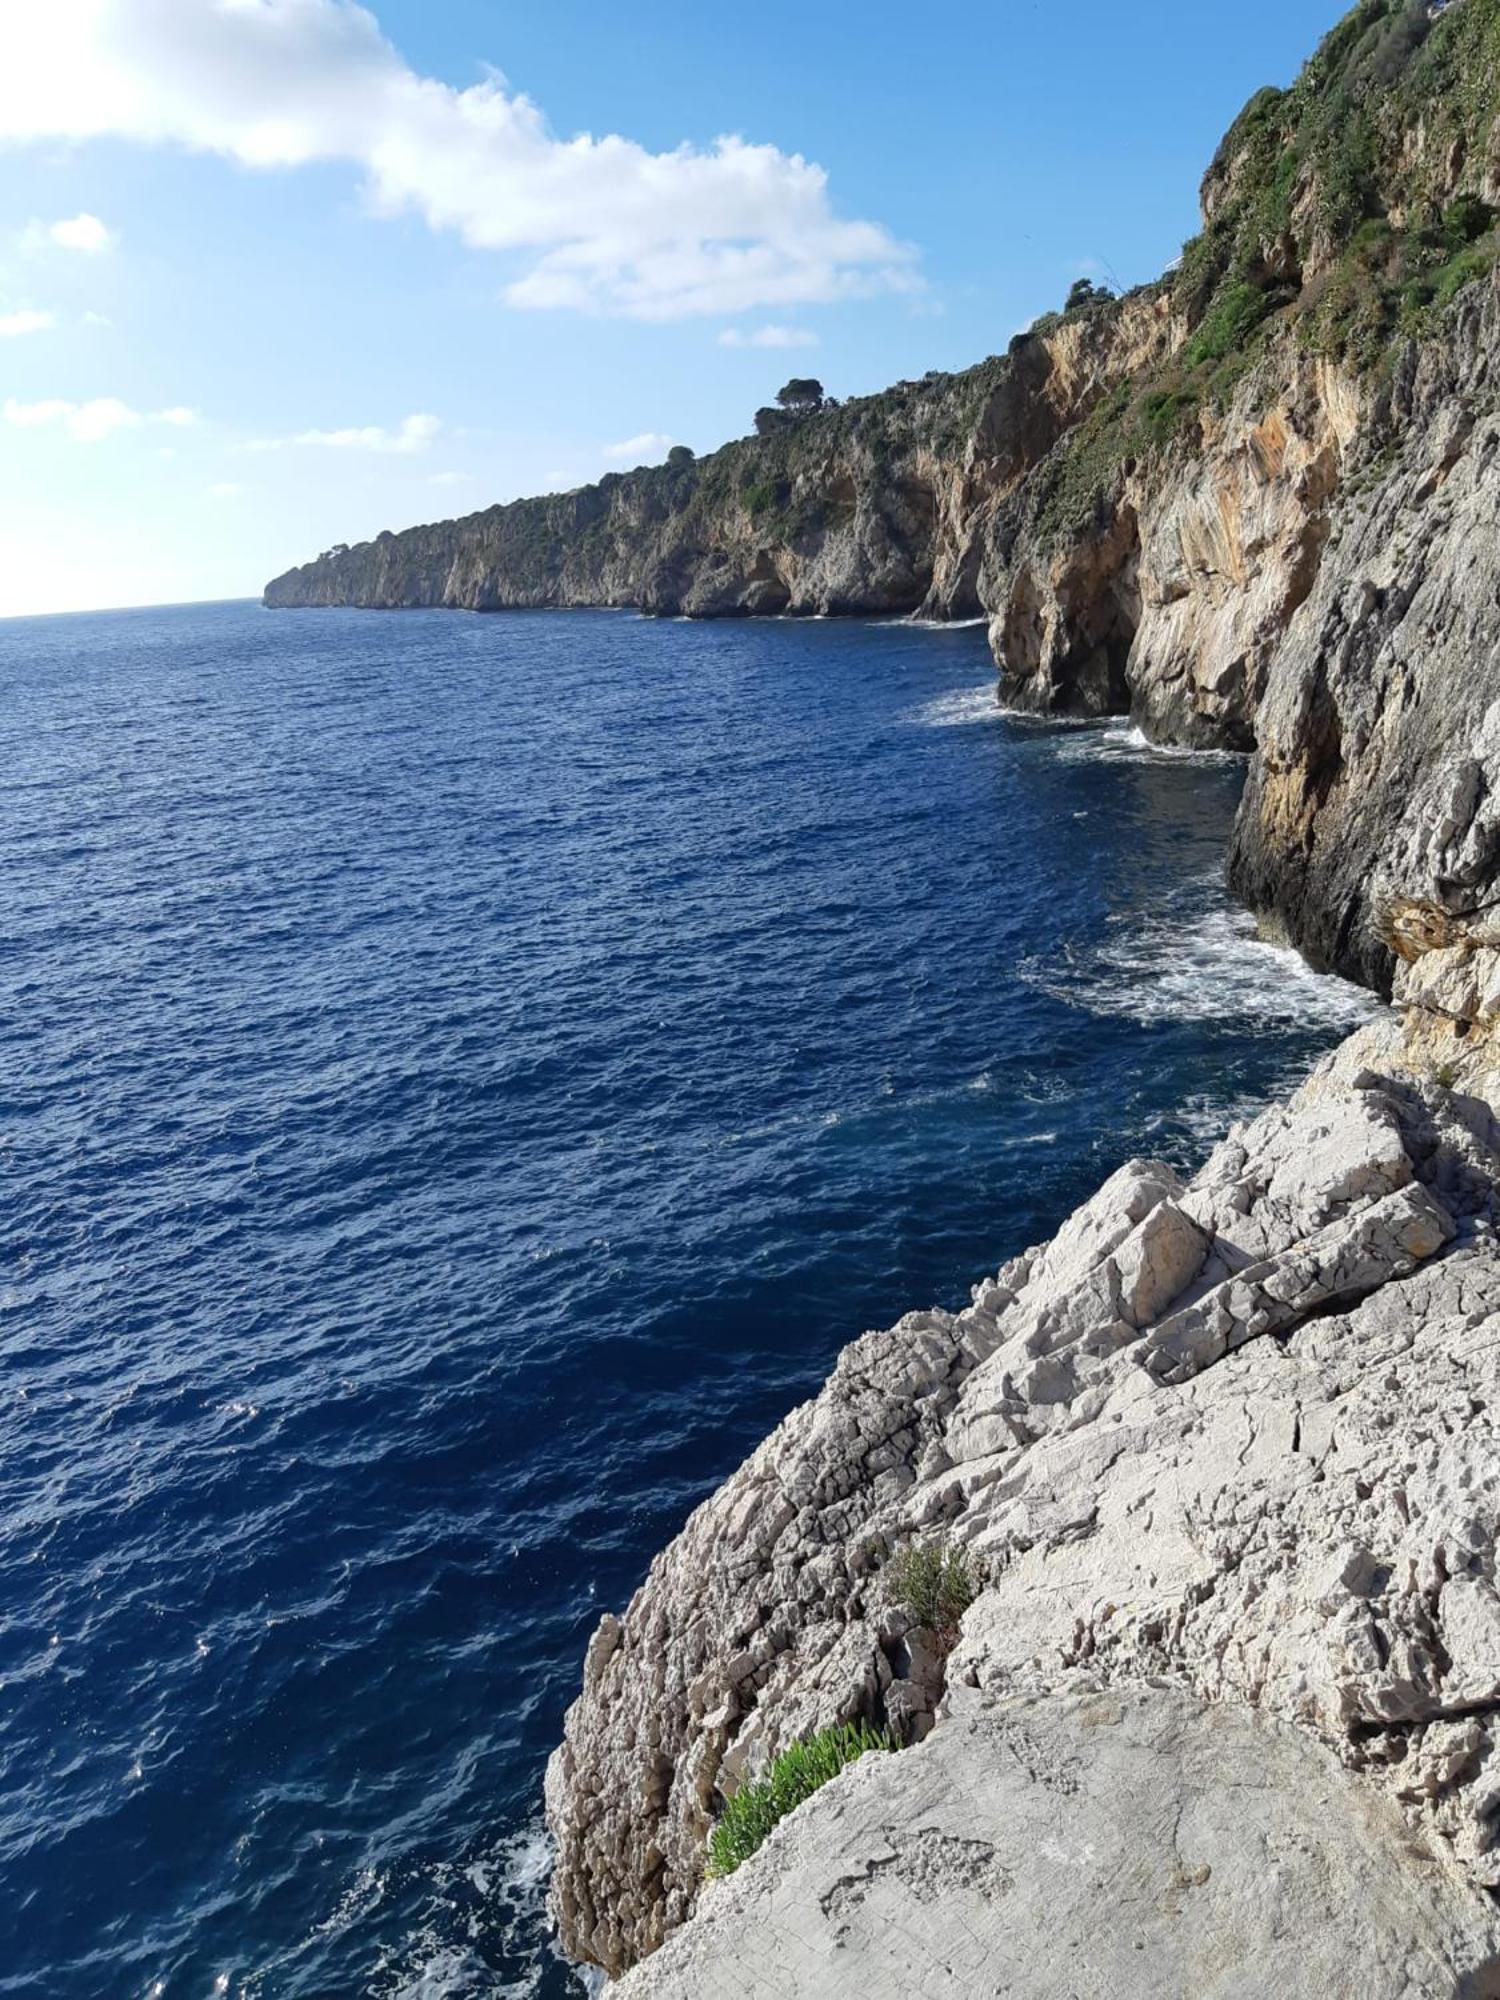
[534,5,1500,1990]
[548,932,1500,1995]
[262,295,1171,624]
[267,0,1500,1001]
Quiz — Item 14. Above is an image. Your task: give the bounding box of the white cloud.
[0,308,55,337]
[206,480,243,498]
[602,432,673,464]
[3,396,194,442]
[81,309,113,326]
[428,469,473,485]
[253,411,440,453]
[0,2,916,321]
[155,405,199,426]
[718,323,819,349]
[27,212,115,254]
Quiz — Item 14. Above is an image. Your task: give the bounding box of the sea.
[0,599,1377,1997]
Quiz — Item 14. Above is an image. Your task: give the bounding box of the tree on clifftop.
[775,377,826,413]
[1065,277,1115,313]
[753,378,830,435]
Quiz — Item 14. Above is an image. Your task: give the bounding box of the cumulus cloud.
[253,411,440,453]
[26,212,115,253]
[717,324,820,349]
[206,480,243,497]
[0,2,916,320]
[602,432,674,464]
[3,396,194,442]
[0,308,55,336]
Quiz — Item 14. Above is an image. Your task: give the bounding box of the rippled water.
[0,601,1376,1997]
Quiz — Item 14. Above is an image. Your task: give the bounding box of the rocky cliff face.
[263,293,1174,625]
[1229,287,1500,991]
[266,0,1500,999]
[615,1687,1500,1998]
[547,938,1500,1993]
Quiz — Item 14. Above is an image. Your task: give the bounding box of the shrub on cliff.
[1172,0,1500,378]
[1065,277,1116,314]
[885,1538,980,1649]
[706,1721,894,1879]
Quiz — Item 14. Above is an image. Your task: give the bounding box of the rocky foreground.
[547,936,1500,1996]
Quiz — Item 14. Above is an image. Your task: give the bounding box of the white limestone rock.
[615,1686,1500,2000]
[546,991,1500,1986]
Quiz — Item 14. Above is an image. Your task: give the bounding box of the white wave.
[1026,904,1383,1030]
[372,1820,580,2000]
[874,615,990,630]
[385,1948,489,1999]
[215,1398,261,1421]
[908,684,1002,728]
[1049,719,1245,767]
[995,705,1103,729]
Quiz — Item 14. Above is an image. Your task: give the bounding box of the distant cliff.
[268,0,1500,1013]
[261,314,1162,624]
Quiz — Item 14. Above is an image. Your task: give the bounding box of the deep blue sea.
[0,600,1377,1998]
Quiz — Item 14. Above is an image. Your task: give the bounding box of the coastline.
[547,967,1500,1992]
[251,2,1500,1981]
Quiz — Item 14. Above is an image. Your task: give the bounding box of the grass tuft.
[706,1721,893,1879]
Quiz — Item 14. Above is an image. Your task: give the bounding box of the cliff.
[262,298,1169,624]
[535,4,1500,1989]
[549,929,1500,1996]
[266,0,1500,1006]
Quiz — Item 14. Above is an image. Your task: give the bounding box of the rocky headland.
[551,968,1500,1995]
[274,1,1500,1988]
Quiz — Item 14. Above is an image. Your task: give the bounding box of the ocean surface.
[0,599,1377,1998]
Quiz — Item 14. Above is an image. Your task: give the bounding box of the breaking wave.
[1025,898,1381,1031]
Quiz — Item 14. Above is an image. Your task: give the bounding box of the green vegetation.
[1065,277,1116,314]
[885,1538,980,1646]
[1176,0,1500,373]
[707,1722,894,1879]
[1032,382,1144,541]
[740,476,787,518]
[1183,279,1278,370]
[775,377,827,414]
[1024,0,1500,544]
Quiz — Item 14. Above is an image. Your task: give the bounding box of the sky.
[0,0,1349,618]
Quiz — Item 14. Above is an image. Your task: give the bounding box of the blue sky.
[0,1,1345,617]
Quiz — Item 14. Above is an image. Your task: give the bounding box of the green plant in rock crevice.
[706,1721,894,1880]
[885,1538,981,1650]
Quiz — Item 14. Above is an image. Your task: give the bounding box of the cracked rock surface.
[616,1686,1500,2000]
[545,966,1500,1988]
